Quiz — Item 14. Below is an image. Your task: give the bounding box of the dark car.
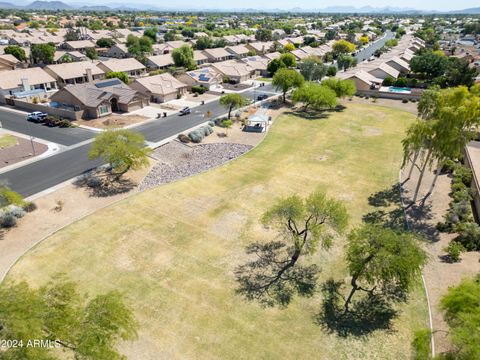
[179,107,191,115]
[26,111,48,123]
[257,94,268,101]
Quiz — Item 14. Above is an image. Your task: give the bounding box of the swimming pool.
[388,86,412,94]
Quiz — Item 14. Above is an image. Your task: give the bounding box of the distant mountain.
[452,7,480,14]
[25,1,73,10]
[0,1,478,14]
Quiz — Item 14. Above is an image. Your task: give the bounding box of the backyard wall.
[13,99,84,120]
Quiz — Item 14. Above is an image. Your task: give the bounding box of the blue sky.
[90,0,479,11]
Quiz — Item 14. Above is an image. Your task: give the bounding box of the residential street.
[0,84,279,197]
[354,30,395,63]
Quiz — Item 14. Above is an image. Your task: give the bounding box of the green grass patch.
[6,104,428,359]
[0,134,17,149]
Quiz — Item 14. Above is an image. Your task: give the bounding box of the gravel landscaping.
[139,142,253,191]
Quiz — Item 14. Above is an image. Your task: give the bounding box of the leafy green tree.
[31,43,55,64]
[267,58,286,76]
[283,43,295,52]
[272,68,305,103]
[299,55,327,81]
[143,27,158,42]
[321,78,356,98]
[337,54,357,71]
[440,275,480,359]
[332,39,355,54]
[344,224,427,312]
[96,37,115,48]
[4,45,26,61]
[163,30,176,41]
[65,28,80,41]
[444,57,479,87]
[255,28,272,41]
[171,44,195,70]
[410,50,448,79]
[219,93,248,119]
[85,47,98,60]
[195,36,212,50]
[139,36,153,53]
[279,52,296,68]
[106,71,129,84]
[0,278,138,360]
[221,119,233,135]
[292,82,337,111]
[89,129,151,179]
[236,191,348,306]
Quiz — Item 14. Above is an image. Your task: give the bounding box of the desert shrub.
[0,213,16,228]
[191,85,206,94]
[444,241,464,262]
[208,121,215,127]
[86,176,103,189]
[454,222,480,251]
[177,134,190,143]
[57,119,72,128]
[452,188,472,203]
[442,159,458,174]
[201,125,213,136]
[188,129,204,143]
[5,205,25,218]
[454,165,473,186]
[402,98,408,103]
[22,201,37,212]
[0,186,24,207]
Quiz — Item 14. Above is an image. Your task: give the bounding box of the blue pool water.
[388,86,411,94]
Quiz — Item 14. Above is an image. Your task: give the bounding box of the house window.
[99,105,110,115]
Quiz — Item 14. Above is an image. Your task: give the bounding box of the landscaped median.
[4,103,428,359]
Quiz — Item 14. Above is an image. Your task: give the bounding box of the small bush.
[452,188,472,203]
[22,201,37,212]
[177,134,191,143]
[0,213,16,228]
[200,125,213,136]
[86,176,103,189]
[208,121,215,127]
[444,241,464,262]
[191,85,207,94]
[454,165,473,186]
[455,222,480,251]
[402,98,408,103]
[442,159,458,174]
[188,129,204,143]
[6,205,25,218]
[0,186,25,207]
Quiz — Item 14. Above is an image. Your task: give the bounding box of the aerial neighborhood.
[0,3,479,360]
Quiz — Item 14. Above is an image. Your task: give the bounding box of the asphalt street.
[354,30,396,63]
[0,84,279,197]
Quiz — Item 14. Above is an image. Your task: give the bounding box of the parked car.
[26,111,47,123]
[179,107,191,116]
[257,94,268,101]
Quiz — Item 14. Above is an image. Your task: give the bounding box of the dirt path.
[401,163,480,355]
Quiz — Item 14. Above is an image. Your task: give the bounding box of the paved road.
[354,30,395,63]
[0,84,279,197]
[0,107,95,146]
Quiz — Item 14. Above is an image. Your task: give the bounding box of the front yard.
[5,103,427,359]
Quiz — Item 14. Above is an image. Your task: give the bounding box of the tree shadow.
[286,105,346,121]
[314,279,398,337]
[234,241,319,307]
[74,172,136,197]
[367,183,401,207]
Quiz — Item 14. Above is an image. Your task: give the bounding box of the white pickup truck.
[26,111,48,123]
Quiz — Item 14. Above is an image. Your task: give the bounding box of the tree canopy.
[321,78,356,98]
[219,93,248,119]
[292,82,337,111]
[31,43,55,64]
[4,45,26,61]
[332,39,355,54]
[272,68,305,103]
[171,44,196,70]
[299,55,327,81]
[0,278,138,360]
[106,71,129,84]
[88,129,151,178]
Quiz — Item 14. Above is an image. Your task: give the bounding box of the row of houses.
[338,35,425,91]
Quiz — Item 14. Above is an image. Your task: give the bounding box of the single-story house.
[368,63,400,80]
[193,50,209,66]
[97,58,146,78]
[152,43,174,55]
[146,54,174,70]
[385,56,410,73]
[464,141,480,222]
[226,44,250,59]
[105,44,130,59]
[53,51,88,64]
[130,73,188,103]
[264,52,281,60]
[212,60,252,83]
[241,56,269,76]
[0,67,58,103]
[49,78,149,119]
[176,67,222,90]
[45,61,105,87]
[62,40,96,52]
[0,54,20,71]
[401,50,415,62]
[202,48,233,63]
[246,41,274,55]
[345,70,383,91]
[290,49,309,61]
